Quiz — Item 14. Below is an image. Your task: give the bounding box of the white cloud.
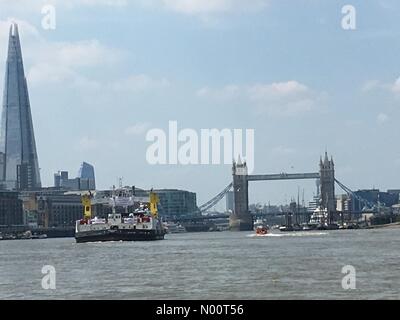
[52,40,120,67]
[0,18,123,89]
[1,0,267,14]
[28,63,75,85]
[161,0,268,15]
[391,77,400,94]
[249,81,318,116]
[124,122,151,136]
[362,77,400,97]
[361,80,381,92]
[61,0,128,7]
[0,0,127,12]
[27,39,122,86]
[197,80,321,117]
[196,84,240,100]
[377,113,389,125]
[111,74,170,93]
[77,136,99,150]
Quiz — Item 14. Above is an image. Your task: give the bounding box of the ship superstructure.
[75,188,166,243]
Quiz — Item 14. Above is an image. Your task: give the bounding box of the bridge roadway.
[247,172,320,181]
[173,214,229,222]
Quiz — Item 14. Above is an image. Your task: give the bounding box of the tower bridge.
[230,153,335,231]
[195,152,337,231]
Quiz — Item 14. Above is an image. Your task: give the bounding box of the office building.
[0,23,41,190]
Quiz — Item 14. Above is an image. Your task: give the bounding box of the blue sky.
[0,0,399,208]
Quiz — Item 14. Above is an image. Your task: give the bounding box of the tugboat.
[75,189,166,243]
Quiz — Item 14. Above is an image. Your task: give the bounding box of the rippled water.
[0,228,399,299]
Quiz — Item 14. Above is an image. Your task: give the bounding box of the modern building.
[0,23,41,191]
[352,189,399,211]
[78,162,96,190]
[154,189,199,219]
[0,191,23,226]
[336,194,352,213]
[388,189,400,194]
[54,162,96,191]
[54,171,68,188]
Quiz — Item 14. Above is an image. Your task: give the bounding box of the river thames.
[0,228,399,299]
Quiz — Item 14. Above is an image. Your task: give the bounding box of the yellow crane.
[149,191,159,218]
[81,193,93,220]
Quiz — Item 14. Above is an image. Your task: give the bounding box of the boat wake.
[247,232,328,238]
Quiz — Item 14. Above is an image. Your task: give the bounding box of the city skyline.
[0,1,399,205]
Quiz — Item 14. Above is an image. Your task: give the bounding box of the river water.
[0,228,399,299]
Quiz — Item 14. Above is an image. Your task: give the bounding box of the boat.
[346,223,360,230]
[302,224,315,231]
[255,225,268,235]
[279,225,293,232]
[31,233,47,239]
[279,224,302,232]
[254,218,267,230]
[75,189,166,243]
[254,218,269,235]
[163,222,186,234]
[308,206,329,230]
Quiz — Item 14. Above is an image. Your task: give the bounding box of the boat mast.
[112,185,117,219]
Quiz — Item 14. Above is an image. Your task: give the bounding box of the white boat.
[75,190,166,243]
[163,222,186,234]
[254,218,268,230]
[308,206,329,229]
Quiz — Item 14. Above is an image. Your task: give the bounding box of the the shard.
[0,23,41,190]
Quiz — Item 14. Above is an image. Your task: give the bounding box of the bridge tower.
[230,157,253,231]
[319,152,336,223]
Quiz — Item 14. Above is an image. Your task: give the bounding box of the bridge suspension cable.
[335,179,375,209]
[198,183,233,213]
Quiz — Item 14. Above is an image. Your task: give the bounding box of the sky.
[0,0,399,209]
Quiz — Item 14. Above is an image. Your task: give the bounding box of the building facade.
[37,193,83,228]
[0,191,23,226]
[54,163,96,191]
[319,152,336,218]
[78,162,96,190]
[352,189,399,211]
[155,189,198,219]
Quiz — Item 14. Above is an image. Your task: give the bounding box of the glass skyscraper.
[78,162,96,190]
[0,23,41,190]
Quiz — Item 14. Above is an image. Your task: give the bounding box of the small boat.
[254,218,266,229]
[255,225,268,235]
[163,222,186,234]
[31,233,47,239]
